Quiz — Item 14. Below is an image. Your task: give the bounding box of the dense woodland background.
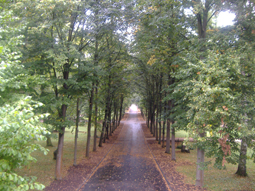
[0,0,255,190]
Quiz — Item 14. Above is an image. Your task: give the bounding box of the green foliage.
[171,27,255,167]
[0,97,48,190]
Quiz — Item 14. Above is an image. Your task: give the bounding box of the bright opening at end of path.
[129,104,138,113]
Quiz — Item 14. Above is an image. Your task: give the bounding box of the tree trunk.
[99,101,108,147]
[153,111,156,137]
[236,137,248,176]
[155,109,158,141]
[195,2,209,185]
[86,85,94,157]
[115,101,118,130]
[196,148,205,187]
[46,135,53,147]
[150,109,154,134]
[158,74,162,144]
[107,101,111,138]
[55,62,69,180]
[74,98,80,166]
[162,93,167,148]
[55,104,67,180]
[93,15,99,151]
[162,120,165,148]
[118,94,124,126]
[147,104,151,129]
[165,119,170,154]
[114,101,117,132]
[165,75,172,154]
[93,84,98,152]
[171,125,176,161]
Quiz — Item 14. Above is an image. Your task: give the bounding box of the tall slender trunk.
[170,76,176,161]
[93,13,99,151]
[153,110,156,136]
[155,108,158,141]
[236,137,248,176]
[150,111,154,134]
[158,74,162,144]
[105,100,112,139]
[99,102,108,147]
[55,104,67,180]
[162,120,165,148]
[165,119,170,154]
[155,78,159,141]
[195,1,210,186]
[147,103,151,129]
[93,84,98,152]
[74,98,80,166]
[165,75,172,154]
[196,147,205,187]
[236,67,249,176]
[113,101,117,132]
[115,102,119,129]
[55,62,69,180]
[86,85,94,157]
[118,94,124,126]
[171,125,176,161]
[162,92,167,148]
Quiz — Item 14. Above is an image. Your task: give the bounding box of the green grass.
[175,149,255,191]
[173,130,255,190]
[175,130,189,138]
[15,125,100,188]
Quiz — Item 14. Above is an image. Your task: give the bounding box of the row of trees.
[0,0,136,189]
[133,0,255,187]
[1,0,255,189]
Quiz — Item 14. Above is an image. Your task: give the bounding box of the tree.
[0,98,48,190]
[15,0,94,179]
[0,5,48,189]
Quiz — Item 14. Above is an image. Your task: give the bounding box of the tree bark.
[55,61,69,180]
[162,120,165,148]
[162,92,167,148]
[235,137,248,176]
[93,14,99,151]
[155,107,159,141]
[165,119,170,154]
[55,104,67,180]
[195,1,210,186]
[171,125,176,161]
[99,104,107,147]
[93,84,98,152]
[46,135,53,147]
[86,84,94,157]
[74,98,80,166]
[118,94,124,126]
[107,100,112,138]
[158,74,162,144]
[166,75,172,154]
[196,148,205,187]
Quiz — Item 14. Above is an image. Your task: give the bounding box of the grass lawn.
[15,125,100,188]
[175,130,189,138]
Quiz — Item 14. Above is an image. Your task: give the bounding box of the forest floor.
[45,112,206,191]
